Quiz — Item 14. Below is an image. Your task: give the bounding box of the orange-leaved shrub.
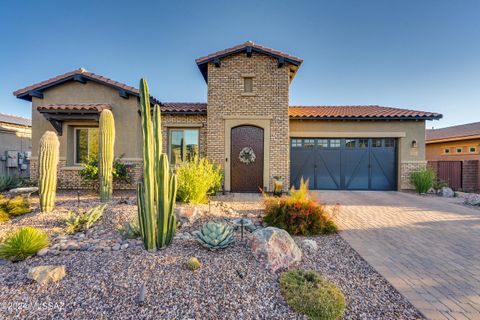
[263,179,339,236]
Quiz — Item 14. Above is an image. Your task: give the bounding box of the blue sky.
[1,0,479,128]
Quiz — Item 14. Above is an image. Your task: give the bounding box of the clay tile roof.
[289,105,442,120]
[195,41,303,65]
[426,121,480,142]
[160,102,207,113]
[0,112,31,126]
[13,68,160,104]
[37,104,112,112]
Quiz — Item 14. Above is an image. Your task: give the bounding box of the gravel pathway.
[0,191,422,319]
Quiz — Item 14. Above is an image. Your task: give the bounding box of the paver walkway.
[318,191,480,320]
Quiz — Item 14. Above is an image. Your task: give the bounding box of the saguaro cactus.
[38,131,59,212]
[137,79,178,250]
[98,109,115,202]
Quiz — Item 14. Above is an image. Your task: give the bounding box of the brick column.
[462,160,478,192]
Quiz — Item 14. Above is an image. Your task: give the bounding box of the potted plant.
[273,176,283,196]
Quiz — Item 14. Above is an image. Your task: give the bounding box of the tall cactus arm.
[98,109,115,202]
[156,154,170,248]
[39,131,59,212]
[166,173,178,245]
[139,79,156,250]
[136,182,146,242]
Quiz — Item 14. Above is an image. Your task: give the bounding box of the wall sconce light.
[411,140,417,148]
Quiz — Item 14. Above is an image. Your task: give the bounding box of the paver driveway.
[318,191,480,320]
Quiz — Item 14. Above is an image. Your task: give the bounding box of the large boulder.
[465,194,480,206]
[27,265,66,285]
[250,227,302,273]
[438,187,454,198]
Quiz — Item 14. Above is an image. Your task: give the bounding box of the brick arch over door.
[230,125,264,192]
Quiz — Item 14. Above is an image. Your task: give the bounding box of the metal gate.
[437,161,462,190]
[290,138,397,190]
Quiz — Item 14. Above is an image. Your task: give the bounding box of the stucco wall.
[426,139,480,161]
[0,123,31,154]
[206,53,291,191]
[289,119,428,189]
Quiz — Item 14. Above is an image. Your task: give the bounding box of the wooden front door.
[231,125,264,192]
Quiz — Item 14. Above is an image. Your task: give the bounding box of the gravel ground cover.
[0,191,422,319]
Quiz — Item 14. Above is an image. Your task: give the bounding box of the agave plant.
[0,176,22,192]
[193,221,234,250]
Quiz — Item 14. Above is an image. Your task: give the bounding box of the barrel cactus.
[193,221,234,250]
[186,257,201,271]
[98,109,115,202]
[38,131,59,212]
[137,79,178,250]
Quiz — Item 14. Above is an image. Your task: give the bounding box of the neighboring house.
[426,122,480,191]
[0,112,32,177]
[13,41,442,191]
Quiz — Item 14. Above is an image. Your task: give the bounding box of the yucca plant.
[0,227,49,261]
[193,221,234,250]
[0,176,22,192]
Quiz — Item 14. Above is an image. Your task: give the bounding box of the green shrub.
[410,168,436,194]
[280,269,346,320]
[0,175,23,192]
[79,155,132,184]
[176,157,223,204]
[0,227,49,261]
[0,195,31,218]
[263,179,338,236]
[118,218,141,239]
[65,204,107,234]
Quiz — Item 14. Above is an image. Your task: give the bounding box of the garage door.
[290,138,397,190]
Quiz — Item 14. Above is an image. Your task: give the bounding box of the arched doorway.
[230,125,264,192]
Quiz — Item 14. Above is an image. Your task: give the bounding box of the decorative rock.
[0,259,10,266]
[250,227,302,273]
[465,194,480,206]
[176,207,199,227]
[120,243,129,250]
[27,265,66,285]
[37,248,49,257]
[8,187,39,198]
[302,239,318,251]
[112,244,121,251]
[438,187,454,198]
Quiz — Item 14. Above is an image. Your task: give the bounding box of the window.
[456,147,463,153]
[169,129,199,165]
[291,139,302,148]
[244,77,253,93]
[317,139,328,148]
[470,146,477,153]
[329,139,341,148]
[75,128,98,164]
[303,139,315,148]
[358,139,369,148]
[345,139,356,148]
[385,139,395,148]
[372,139,382,148]
[444,148,450,154]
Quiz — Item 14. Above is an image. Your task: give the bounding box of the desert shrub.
[118,218,141,239]
[0,195,31,218]
[410,168,436,194]
[176,157,223,204]
[65,204,107,234]
[280,269,346,320]
[432,179,449,192]
[79,155,132,184]
[0,209,10,223]
[0,175,23,192]
[263,179,338,236]
[0,227,49,261]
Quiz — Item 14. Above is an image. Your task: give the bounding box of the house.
[0,112,32,177]
[426,122,480,192]
[13,41,442,191]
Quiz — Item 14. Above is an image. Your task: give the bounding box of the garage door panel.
[316,149,341,189]
[290,148,315,189]
[370,149,396,190]
[342,149,369,190]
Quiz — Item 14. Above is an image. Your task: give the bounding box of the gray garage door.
[290,138,397,190]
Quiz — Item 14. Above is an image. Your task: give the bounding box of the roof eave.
[289,115,443,121]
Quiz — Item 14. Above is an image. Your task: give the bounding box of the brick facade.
[161,114,207,158]
[400,161,427,189]
[206,53,290,191]
[462,160,479,192]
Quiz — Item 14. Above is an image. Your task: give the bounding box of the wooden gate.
[437,161,462,190]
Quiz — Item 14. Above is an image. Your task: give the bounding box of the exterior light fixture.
[411,140,417,148]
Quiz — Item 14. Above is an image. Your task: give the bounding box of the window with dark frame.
[329,139,341,148]
[444,148,450,154]
[291,139,302,148]
[456,147,463,153]
[345,139,356,148]
[303,139,315,148]
[317,139,328,148]
[470,146,477,153]
[372,139,382,148]
[75,127,98,165]
[384,139,395,148]
[243,77,253,93]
